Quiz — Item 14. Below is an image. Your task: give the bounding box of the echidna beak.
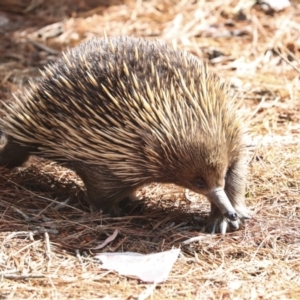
[207,187,238,221]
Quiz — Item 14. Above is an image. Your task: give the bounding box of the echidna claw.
[207,208,252,234]
[206,217,240,234]
[219,220,228,234]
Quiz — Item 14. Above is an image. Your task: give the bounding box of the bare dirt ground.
[0,0,300,299]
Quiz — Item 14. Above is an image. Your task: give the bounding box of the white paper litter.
[95,248,180,283]
[259,0,290,12]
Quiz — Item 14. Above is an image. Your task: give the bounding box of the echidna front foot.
[0,135,32,168]
[205,203,250,234]
[205,212,239,234]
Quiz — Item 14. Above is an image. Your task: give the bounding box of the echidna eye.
[193,178,206,189]
[225,165,233,178]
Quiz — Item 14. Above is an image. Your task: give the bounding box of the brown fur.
[0,36,249,233]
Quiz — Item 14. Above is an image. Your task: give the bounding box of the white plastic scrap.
[95,248,180,283]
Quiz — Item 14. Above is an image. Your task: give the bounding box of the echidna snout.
[0,36,250,234]
[206,188,238,221]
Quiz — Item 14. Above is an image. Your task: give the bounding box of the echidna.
[0,36,250,233]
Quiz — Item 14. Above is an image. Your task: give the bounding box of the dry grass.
[0,0,300,298]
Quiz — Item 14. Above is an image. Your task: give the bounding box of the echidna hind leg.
[0,135,32,168]
[86,185,137,216]
[73,165,135,216]
[85,185,127,216]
